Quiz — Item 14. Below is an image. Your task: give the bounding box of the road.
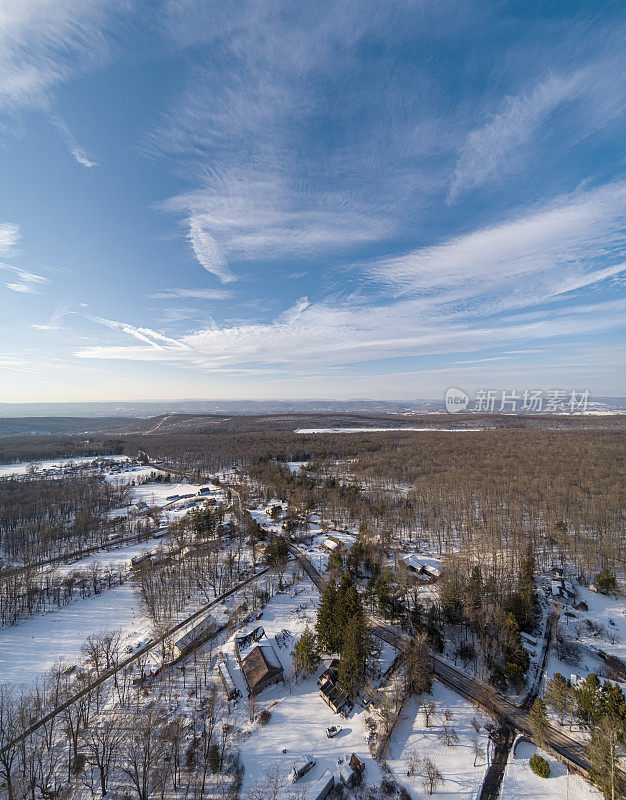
[287,543,596,779]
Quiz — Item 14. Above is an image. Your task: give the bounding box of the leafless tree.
[422,756,444,795]
[120,703,169,800]
[80,709,125,797]
[422,700,436,728]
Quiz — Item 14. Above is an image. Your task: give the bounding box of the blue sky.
[0,0,625,402]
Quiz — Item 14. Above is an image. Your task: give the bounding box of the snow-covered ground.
[0,581,148,687]
[104,466,167,485]
[294,427,484,433]
[386,685,491,799]
[52,535,167,576]
[214,572,386,797]
[501,740,601,799]
[0,454,129,477]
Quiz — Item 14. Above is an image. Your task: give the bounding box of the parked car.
[326,725,342,738]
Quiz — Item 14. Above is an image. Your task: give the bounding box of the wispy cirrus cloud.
[368,180,626,299]
[0,0,131,115]
[449,35,626,200]
[0,222,49,293]
[76,177,626,375]
[149,288,232,300]
[49,113,97,167]
[0,222,20,254]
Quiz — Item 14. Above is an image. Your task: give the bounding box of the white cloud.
[0,222,50,292]
[0,0,128,113]
[1,264,49,293]
[50,114,97,167]
[187,218,234,283]
[449,72,584,199]
[368,181,626,295]
[449,42,626,200]
[0,222,20,254]
[75,178,626,376]
[149,288,232,300]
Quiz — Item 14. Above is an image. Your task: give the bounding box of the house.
[322,532,357,551]
[292,754,316,782]
[317,659,340,686]
[319,678,350,715]
[234,626,284,697]
[402,553,442,579]
[172,615,216,657]
[304,770,334,800]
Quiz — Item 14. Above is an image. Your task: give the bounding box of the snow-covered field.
[501,740,601,799]
[294,427,484,433]
[52,535,167,576]
[0,454,129,477]
[0,581,148,687]
[104,466,167,485]
[386,686,490,799]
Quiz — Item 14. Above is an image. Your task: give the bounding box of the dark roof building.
[235,626,284,697]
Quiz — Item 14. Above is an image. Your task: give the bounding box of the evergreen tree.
[335,573,361,634]
[575,673,602,730]
[587,715,624,800]
[292,625,320,679]
[406,629,432,696]
[316,580,338,653]
[327,548,343,574]
[600,682,626,724]
[266,534,289,568]
[595,568,618,595]
[529,697,549,748]
[546,673,570,726]
[338,612,367,697]
[375,577,391,618]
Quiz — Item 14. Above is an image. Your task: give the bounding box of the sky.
[0,0,625,403]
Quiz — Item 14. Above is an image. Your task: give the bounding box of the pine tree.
[575,673,602,730]
[292,625,320,679]
[546,673,570,726]
[529,697,549,748]
[587,715,624,800]
[316,579,338,653]
[338,612,367,697]
[406,629,432,696]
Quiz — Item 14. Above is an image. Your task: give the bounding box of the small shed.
[217,654,237,700]
[292,754,316,782]
[173,615,216,657]
[305,770,334,800]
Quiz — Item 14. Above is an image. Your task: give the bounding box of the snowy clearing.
[501,740,601,799]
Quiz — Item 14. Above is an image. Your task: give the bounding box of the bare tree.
[422,700,436,728]
[471,735,485,766]
[405,746,422,777]
[0,686,21,800]
[438,724,459,747]
[81,709,125,797]
[120,704,169,800]
[422,756,444,795]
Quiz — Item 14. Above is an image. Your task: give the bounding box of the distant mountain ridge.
[1,397,624,419]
